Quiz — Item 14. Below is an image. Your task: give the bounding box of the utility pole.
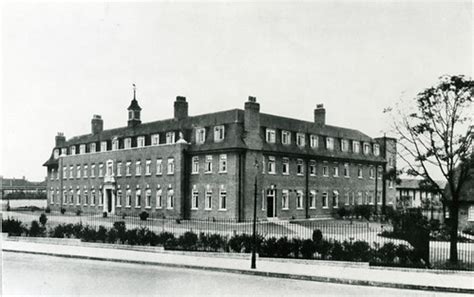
[251,158,259,269]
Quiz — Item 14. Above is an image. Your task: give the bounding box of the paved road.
[2,252,467,296]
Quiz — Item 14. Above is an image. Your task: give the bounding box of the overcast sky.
[1,1,472,181]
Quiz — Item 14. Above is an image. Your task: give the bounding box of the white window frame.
[333,164,339,177]
[310,134,318,148]
[124,138,132,149]
[166,132,175,144]
[468,206,474,222]
[369,167,375,179]
[214,125,225,142]
[345,191,350,206]
[156,159,162,175]
[281,130,291,145]
[116,188,122,207]
[156,189,162,209]
[358,166,363,178]
[341,139,349,152]
[282,158,289,175]
[79,144,86,154]
[322,192,328,209]
[126,189,132,207]
[192,156,199,174]
[135,161,142,176]
[91,164,96,178]
[374,144,380,156]
[266,128,276,143]
[167,158,175,175]
[117,162,122,177]
[112,138,119,151]
[267,156,276,174]
[326,137,334,150]
[145,188,152,209]
[137,136,145,148]
[333,191,339,208]
[196,128,206,144]
[76,165,81,179]
[69,165,74,179]
[282,189,289,210]
[219,154,227,173]
[135,188,141,208]
[297,159,304,176]
[310,190,316,209]
[296,190,304,209]
[145,160,151,176]
[322,164,329,177]
[364,142,371,155]
[126,161,131,176]
[89,143,96,153]
[167,189,174,209]
[192,186,199,210]
[100,141,107,152]
[83,165,88,178]
[309,161,316,176]
[152,134,160,146]
[205,187,212,210]
[344,163,350,177]
[205,155,213,173]
[296,133,305,147]
[353,141,360,154]
[219,186,227,211]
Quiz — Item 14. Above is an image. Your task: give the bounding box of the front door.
[106,189,112,212]
[266,189,275,218]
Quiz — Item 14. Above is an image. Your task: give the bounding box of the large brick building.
[44,91,397,221]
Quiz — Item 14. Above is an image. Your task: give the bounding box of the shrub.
[261,237,278,257]
[157,232,176,246]
[462,225,474,236]
[113,221,127,243]
[376,242,397,263]
[275,237,292,258]
[164,236,178,250]
[60,208,66,214]
[208,234,226,252]
[228,234,244,252]
[315,239,333,259]
[312,229,323,243]
[102,212,108,218]
[139,211,149,221]
[81,226,98,242]
[2,218,26,236]
[178,231,198,250]
[330,240,345,260]
[45,207,51,214]
[337,207,348,219]
[72,223,84,238]
[351,241,372,261]
[39,214,48,227]
[291,238,302,258]
[301,239,316,259]
[29,220,43,237]
[354,205,373,220]
[126,229,139,245]
[76,209,83,216]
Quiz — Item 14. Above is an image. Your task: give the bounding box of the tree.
[387,75,473,264]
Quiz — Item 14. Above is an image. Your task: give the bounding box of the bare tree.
[387,75,473,264]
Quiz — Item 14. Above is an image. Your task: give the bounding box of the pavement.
[2,236,473,294]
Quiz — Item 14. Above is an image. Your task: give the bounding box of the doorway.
[106,189,112,213]
[266,189,276,218]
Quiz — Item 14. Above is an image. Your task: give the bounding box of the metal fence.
[2,210,473,270]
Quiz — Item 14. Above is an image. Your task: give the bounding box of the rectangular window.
[357,192,363,205]
[326,137,334,150]
[282,158,289,175]
[353,141,360,153]
[91,164,96,178]
[333,164,339,177]
[135,189,141,208]
[358,166,363,178]
[219,154,227,173]
[106,161,113,176]
[322,164,329,177]
[76,165,81,179]
[50,169,55,181]
[125,189,131,207]
[166,132,175,144]
[281,130,291,145]
[126,162,131,176]
[282,190,289,210]
[344,163,350,177]
[100,141,107,152]
[155,189,162,209]
[377,191,382,205]
[69,165,74,179]
[116,189,122,207]
[145,160,151,175]
[205,155,213,173]
[205,188,212,210]
[369,167,375,179]
[364,143,371,155]
[124,138,132,149]
[309,161,316,176]
[135,161,141,176]
[468,206,474,222]
[83,165,88,178]
[167,158,175,175]
[89,143,96,153]
[374,144,380,156]
[341,139,349,152]
[90,189,96,206]
[145,189,151,208]
[333,191,339,208]
[214,125,225,142]
[63,166,67,179]
[296,191,304,209]
[61,148,67,156]
[70,146,76,155]
[137,136,145,148]
[83,189,88,205]
[76,189,81,205]
[266,128,276,143]
[297,159,304,176]
[196,128,206,144]
[156,159,162,175]
[192,187,199,210]
[310,135,318,148]
[296,133,305,147]
[99,163,104,177]
[310,190,316,209]
[219,187,227,210]
[152,134,160,146]
[79,144,86,154]
[345,192,350,205]
[167,189,174,209]
[112,138,119,151]
[378,166,383,179]
[368,191,374,205]
[322,192,328,208]
[267,156,276,174]
[117,162,122,177]
[192,156,199,174]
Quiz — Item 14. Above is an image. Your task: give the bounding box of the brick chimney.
[174,96,188,120]
[91,115,103,134]
[55,132,66,147]
[314,104,326,126]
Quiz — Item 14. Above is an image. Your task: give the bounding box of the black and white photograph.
[1,1,473,296]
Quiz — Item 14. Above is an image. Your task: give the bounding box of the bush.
[337,207,348,219]
[102,212,108,218]
[113,221,127,243]
[354,205,373,220]
[81,226,98,242]
[315,239,333,259]
[39,214,48,227]
[312,229,323,243]
[60,208,66,214]
[301,239,316,259]
[164,236,178,250]
[376,242,397,263]
[275,237,292,258]
[139,211,149,221]
[330,240,345,260]
[97,226,108,242]
[45,207,51,214]
[291,238,302,258]
[208,234,226,252]
[126,229,139,245]
[2,218,26,236]
[228,234,244,252]
[261,237,278,257]
[76,209,83,216]
[351,241,372,261]
[462,225,474,236]
[178,231,198,250]
[29,220,44,237]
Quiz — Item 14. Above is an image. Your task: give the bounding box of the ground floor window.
[135,189,141,208]
[167,189,174,209]
[332,191,339,208]
[91,190,96,205]
[156,189,162,209]
[282,190,289,210]
[145,189,151,208]
[84,190,88,205]
[322,192,328,208]
[345,192,350,206]
[126,190,132,207]
[205,190,212,210]
[219,188,227,210]
[192,189,199,210]
[99,190,104,205]
[116,190,122,207]
[296,190,304,209]
[309,190,316,209]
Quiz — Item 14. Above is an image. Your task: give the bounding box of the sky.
[1,1,472,181]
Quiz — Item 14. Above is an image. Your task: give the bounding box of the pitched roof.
[398,178,446,190]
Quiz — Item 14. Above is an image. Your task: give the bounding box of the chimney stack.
[314,104,326,126]
[55,132,66,147]
[174,96,188,120]
[91,115,104,134]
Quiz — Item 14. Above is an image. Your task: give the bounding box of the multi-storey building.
[43,91,397,220]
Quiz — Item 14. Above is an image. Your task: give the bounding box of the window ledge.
[309,207,316,209]
[218,209,227,212]
[204,208,212,211]
[191,208,198,211]
[282,208,289,211]
[145,206,151,209]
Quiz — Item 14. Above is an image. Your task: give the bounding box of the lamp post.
[251,158,259,269]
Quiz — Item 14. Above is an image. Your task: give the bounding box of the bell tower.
[127,84,142,128]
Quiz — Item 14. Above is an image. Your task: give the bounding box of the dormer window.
[151,134,160,146]
[310,135,318,148]
[124,138,132,149]
[196,128,206,144]
[100,141,107,152]
[326,137,334,150]
[374,144,380,156]
[214,125,225,142]
[137,136,145,148]
[282,130,291,145]
[166,132,175,144]
[353,141,360,153]
[266,129,276,143]
[341,139,349,152]
[296,133,305,147]
[79,144,86,154]
[364,143,371,155]
[89,143,96,153]
[53,149,59,159]
[61,148,67,156]
[70,146,76,155]
[112,138,119,151]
